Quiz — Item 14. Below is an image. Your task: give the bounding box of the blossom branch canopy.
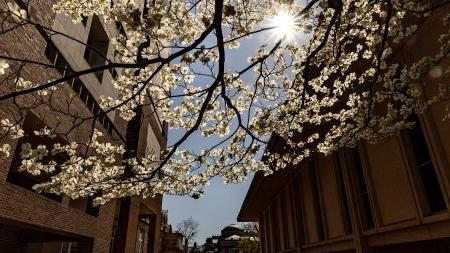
[0,0,449,204]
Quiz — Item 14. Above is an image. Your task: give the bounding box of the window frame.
[6,111,66,203]
[350,146,378,231]
[399,113,449,218]
[83,15,110,83]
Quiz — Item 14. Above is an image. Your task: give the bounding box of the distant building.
[219,225,244,253]
[160,210,185,253]
[203,224,248,253]
[161,232,185,253]
[203,236,220,253]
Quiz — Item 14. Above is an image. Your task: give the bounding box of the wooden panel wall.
[364,139,418,226]
[316,155,347,239]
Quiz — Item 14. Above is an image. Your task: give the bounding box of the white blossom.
[0,0,448,204]
[0,60,9,75]
[0,143,11,159]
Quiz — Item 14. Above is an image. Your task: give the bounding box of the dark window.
[107,121,114,135]
[310,163,325,241]
[103,119,110,133]
[7,112,65,202]
[99,114,106,125]
[115,21,126,38]
[54,52,68,75]
[335,155,353,234]
[68,196,99,217]
[81,16,88,26]
[86,196,100,217]
[407,114,446,213]
[352,148,375,229]
[280,192,289,248]
[71,78,83,94]
[79,86,89,104]
[93,103,101,115]
[65,66,74,77]
[84,15,109,82]
[291,175,304,246]
[87,95,95,111]
[44,43,58,64]
[162,121,169,138]
[270,205,280,250]
[259,218,266,253]
[45,42,73,76]
[109,68,118,79]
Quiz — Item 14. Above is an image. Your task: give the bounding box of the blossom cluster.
[0,0,449,204]
[0,2,27,23]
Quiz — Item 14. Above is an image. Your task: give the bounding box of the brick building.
[160,232,184,253]
[160,211,185,253]
[238,6,450,253]
[0,1,166,253]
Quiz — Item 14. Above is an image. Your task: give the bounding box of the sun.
[269,9,300,41]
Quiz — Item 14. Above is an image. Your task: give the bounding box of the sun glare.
[269,9,299,41]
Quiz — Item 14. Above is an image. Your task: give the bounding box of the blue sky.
[162,176,253,244]
[162,2,308,243]
[162,26,269,244]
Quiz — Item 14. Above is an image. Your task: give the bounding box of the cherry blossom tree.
[0,0,450,204]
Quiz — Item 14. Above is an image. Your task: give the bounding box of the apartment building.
[0,1,166,253]
[238,6,450,253]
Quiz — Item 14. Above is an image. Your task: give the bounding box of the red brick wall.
[0,1,119,252]
[0,1,166,252]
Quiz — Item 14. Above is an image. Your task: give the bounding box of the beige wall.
[252,7,450,253]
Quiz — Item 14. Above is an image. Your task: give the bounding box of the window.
[352,148,375,229]
[406,114,446,214]
[55,52,68,75]
[44,42,70,76]
[60,242,73,253]
[136,215,151,253]
[310,163,325,241]
[335,154,352,234]
[81,16,88,26]
[7,111,64,202]
[136,228,146,253]
[86,196,100,216]
[291,175,304,246]
[44,43,118,137]
[259,218,266,253]
[277,195,288,249]
[44,42,58,64]
[71,78,83,94]
[265,210,273,252]
[282,189,293,248]
[115,21,126,38]
[84,15,109,82]
[270,205,280,250]
[68,196,100,217]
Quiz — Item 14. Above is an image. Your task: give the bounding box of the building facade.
[0,1,165,253]
[238,6,450,253]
